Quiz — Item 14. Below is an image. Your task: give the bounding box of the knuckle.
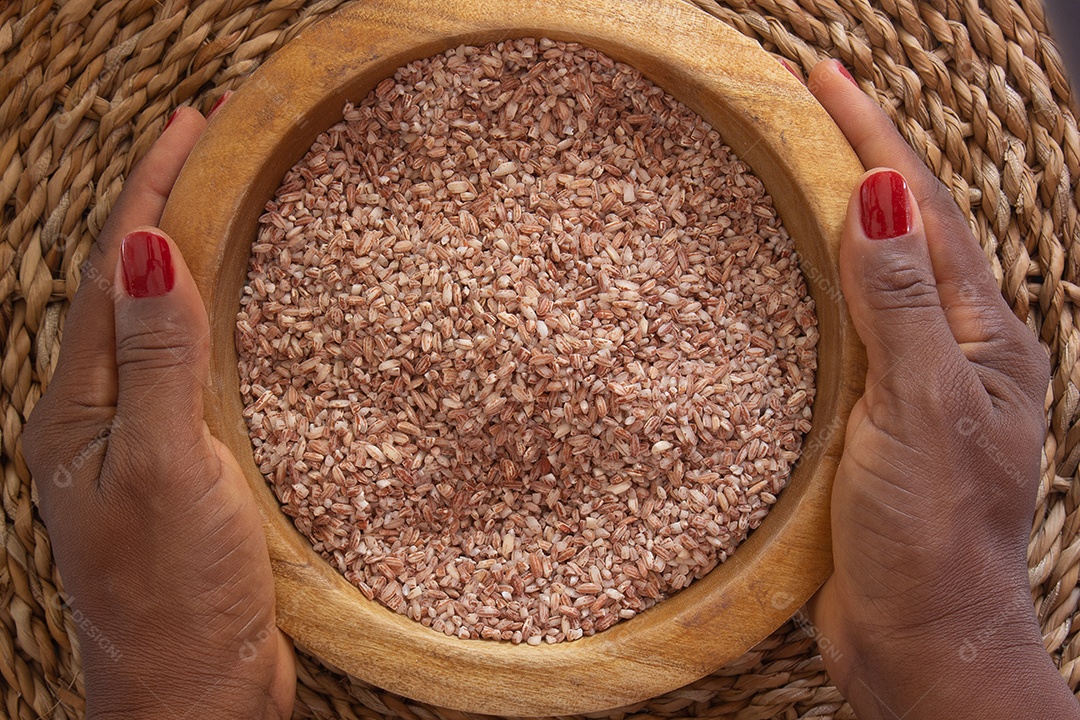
[944,283,1007,326]
[20,410,51,477]
[996,321,1050,405]
[115,319,205,372]
[935,350,978,397]
[22,408,113,521]
[867,354,974,431]
[100,434,217,509]
[1020,329,1050,386]
[21,396,49,453]
[862,258,940,312]
[920,354,981,420]
[21,398,75,480]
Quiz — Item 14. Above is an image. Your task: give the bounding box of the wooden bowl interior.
[161,0,863,714]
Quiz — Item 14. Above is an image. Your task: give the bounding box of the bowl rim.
[161,0,865,714]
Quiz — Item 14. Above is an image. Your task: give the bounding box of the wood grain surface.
[160,0,864,713]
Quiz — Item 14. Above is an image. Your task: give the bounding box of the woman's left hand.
[22,105,295,720]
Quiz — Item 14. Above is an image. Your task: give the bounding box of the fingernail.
[164,107,181,131]
[121,231,174,298]
[836,61,857,85]
[208,93,229,118]
[860,170,913,240]
[778,58,805,85]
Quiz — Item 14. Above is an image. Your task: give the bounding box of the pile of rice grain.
[237,38,818,644]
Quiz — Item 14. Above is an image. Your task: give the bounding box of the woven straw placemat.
[2,0,1078,718]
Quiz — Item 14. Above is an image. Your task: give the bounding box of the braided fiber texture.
[2,0,1079,717]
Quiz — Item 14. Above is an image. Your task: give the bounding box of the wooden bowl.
[161,0,864,714]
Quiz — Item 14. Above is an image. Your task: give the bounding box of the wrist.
[81,629,294,720]
[87,690,290,720]
[86,679,289,720]
[839,610,1076,720]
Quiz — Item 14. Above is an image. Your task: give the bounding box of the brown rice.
[237,38,817,644]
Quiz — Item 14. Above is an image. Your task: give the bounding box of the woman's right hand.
[804,60,1077,720]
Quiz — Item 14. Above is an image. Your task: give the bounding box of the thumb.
[840,169,966,390]
[112,228,210,451]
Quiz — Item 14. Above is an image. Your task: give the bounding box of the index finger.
[808,60,1015,348]
[46,108,208,409]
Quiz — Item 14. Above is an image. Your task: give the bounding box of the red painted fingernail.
[164,107,181,131]
[121,231,174,298]
[836,61,857,85]
[778,58,805,85]
[860,170,913,240]
[208,93,229,118]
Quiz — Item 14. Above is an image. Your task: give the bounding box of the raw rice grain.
[237,38,817,644]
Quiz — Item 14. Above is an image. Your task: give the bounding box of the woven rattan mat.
[2,0,1079,717]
